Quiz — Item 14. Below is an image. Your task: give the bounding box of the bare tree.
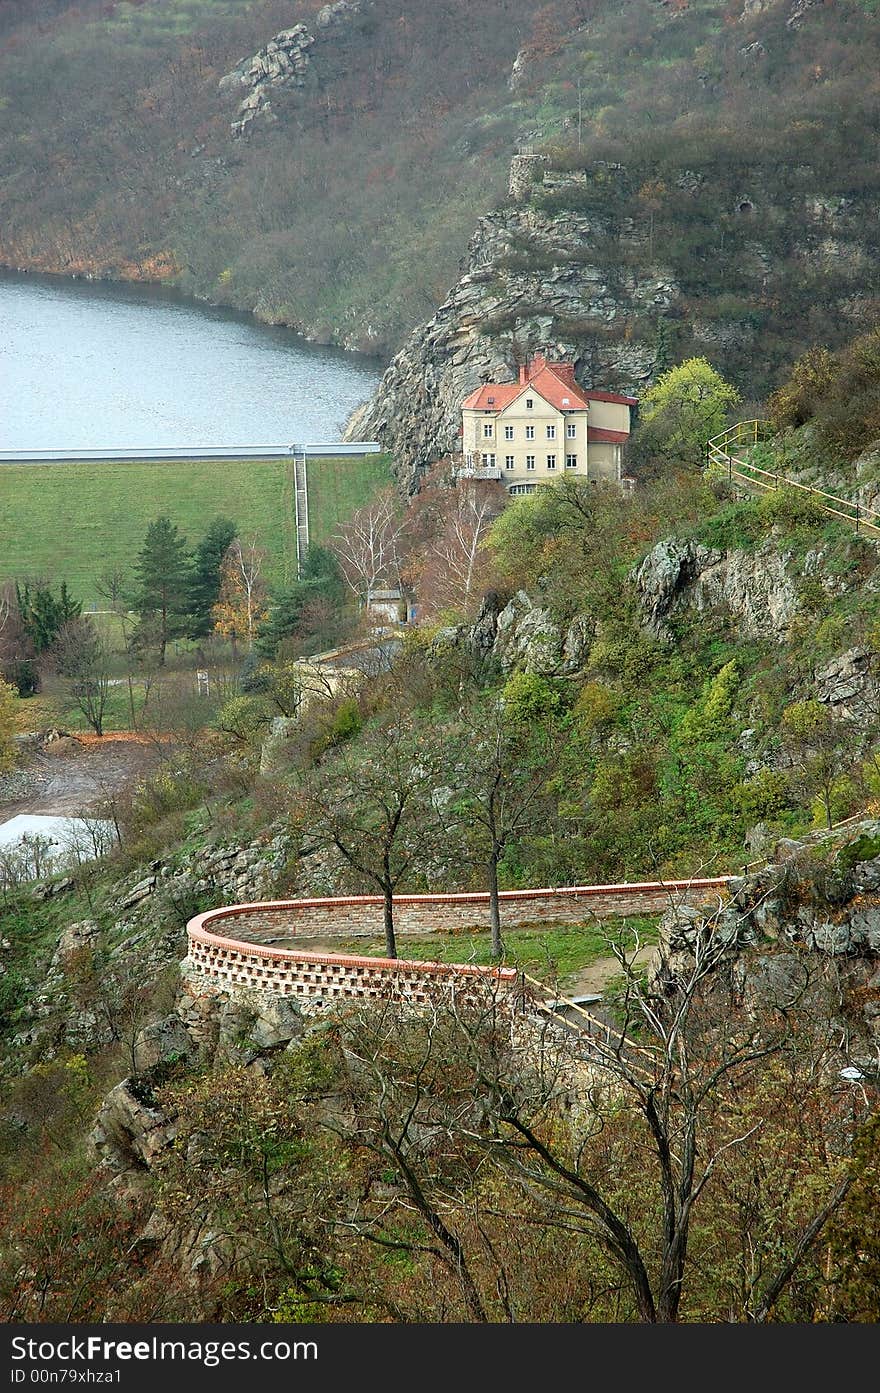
[403,474,505,620]
[296,710,443,957]
[441,695,564,959]
[330,488,405,608]
[325,903,869,1323]
[53,617,111,736]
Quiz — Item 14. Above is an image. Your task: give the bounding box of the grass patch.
[306,454,393,548]
[316,917,660,983]
[0,454,390,605]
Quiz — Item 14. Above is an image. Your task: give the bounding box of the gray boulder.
[90,1079,177,1177]
[134,1014,196,1073]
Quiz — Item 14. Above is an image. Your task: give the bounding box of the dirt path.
[562,946,658,997]
[0,736,166,819]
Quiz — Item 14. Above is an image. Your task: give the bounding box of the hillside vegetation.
[1,339,880,1322]
[0,0,878,380]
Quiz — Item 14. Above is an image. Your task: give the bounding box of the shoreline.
[0,261,388,369]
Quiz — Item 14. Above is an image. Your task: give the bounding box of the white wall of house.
[463,393,588,486]
[587,399,630,433]
[587,442,621,481]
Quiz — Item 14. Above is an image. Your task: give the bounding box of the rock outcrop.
[632,536,804,642]
[219,4,361,137]
[650,821,880,1068]
[432,590,593,677]
[815,647,880,721]
[350,189,670,492]
[91,1078,178,1181]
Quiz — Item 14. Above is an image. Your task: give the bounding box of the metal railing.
[706,420,880,538]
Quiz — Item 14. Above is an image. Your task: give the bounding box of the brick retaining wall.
[184,878,731,1009]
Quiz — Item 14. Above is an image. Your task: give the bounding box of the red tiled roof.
[461,383,524,411]
[583,389,638,406]
[588,426,630,444]
[527,362,589,411]
[462,354,589,413]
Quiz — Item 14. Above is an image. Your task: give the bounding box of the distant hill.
[0,0,878,374]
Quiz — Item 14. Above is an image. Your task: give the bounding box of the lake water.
[0,271,382,451]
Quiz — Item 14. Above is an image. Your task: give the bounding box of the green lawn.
[0,453,390,604]
[318,919,660,986]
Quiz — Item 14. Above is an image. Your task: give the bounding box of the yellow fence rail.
[706,420,880,539]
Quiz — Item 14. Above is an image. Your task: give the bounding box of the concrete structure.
[461,354,636,494]
[366,587,405,626]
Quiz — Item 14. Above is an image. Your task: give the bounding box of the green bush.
[757,486,826,531]
[733,769,790,822]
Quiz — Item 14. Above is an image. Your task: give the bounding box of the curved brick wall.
[184,878,730,1009]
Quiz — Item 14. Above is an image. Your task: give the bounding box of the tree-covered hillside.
[0,0,878,369]
[2,336,880,1322]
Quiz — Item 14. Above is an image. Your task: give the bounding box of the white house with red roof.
[461,354,636,493]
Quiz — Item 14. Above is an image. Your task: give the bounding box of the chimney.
[519,363,528,385]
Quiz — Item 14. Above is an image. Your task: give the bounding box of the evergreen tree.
[131,517,192,665]
[255,546,346,660]
[15,580,80,653]
[187,517,237,639]
[653,315,673,376]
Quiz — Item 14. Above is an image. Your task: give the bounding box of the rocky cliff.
[349,184,669,491]
[631,524,877,644]
[653,820,880,1072]
[354,143,880,493]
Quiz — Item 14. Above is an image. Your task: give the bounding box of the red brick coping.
[184,878,731,1009]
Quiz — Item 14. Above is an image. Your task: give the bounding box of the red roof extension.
[587,426,630,444]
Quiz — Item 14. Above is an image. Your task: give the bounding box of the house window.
[525,398,534,410]
[566,422,577,439]
[525,424,535,440]
[483,422,493,438]
[526,455,535,470]
[566,454,578,469]
[505,455,515,470]
[547,454,556,470]
[481,453,496,467]
[546,424,556,440]
[504,425,514,440]
[509,482,536,495]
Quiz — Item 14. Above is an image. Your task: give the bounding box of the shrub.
[757,486,826,531]
[733,769,790,822]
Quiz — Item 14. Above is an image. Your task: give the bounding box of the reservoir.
[0,270,382,451]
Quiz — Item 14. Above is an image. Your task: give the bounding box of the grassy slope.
[0,453,389,601]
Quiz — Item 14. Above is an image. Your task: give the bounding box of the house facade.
[461,354,636,493]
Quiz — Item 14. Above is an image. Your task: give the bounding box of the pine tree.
[16,580,80,653]
[132,517,192,665]
[187,516,237,639]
